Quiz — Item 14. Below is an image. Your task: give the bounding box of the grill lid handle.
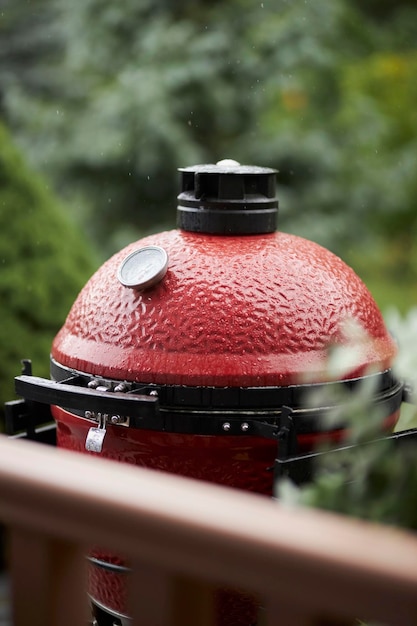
[14,375,159,420]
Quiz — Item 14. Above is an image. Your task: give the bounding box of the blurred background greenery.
[1,0,417,412]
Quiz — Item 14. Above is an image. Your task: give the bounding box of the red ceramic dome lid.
[52,229,396,387]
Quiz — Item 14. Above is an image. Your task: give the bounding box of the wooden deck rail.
[0,434,416,625]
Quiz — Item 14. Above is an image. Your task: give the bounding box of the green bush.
[0,122,97,418]
[5,0,412,257]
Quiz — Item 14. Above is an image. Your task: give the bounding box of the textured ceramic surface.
[52,230,396,387]
[53,408,276,493]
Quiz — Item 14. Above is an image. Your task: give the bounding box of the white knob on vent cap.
[216,159,241,168]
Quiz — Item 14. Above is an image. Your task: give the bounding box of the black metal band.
[46,359,404,437]
[50,358,398,410]
[9,358,405,439]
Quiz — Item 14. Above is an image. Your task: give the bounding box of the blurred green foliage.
[0,0,416,309]
[278,307,417,531]
[0,121,97,415]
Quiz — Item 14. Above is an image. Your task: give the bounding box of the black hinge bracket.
[5,360,56,442]
[14,375,159,421]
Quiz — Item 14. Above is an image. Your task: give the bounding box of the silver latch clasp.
[85,413,108,453]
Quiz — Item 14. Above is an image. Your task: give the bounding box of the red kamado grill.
[6,160,415,626]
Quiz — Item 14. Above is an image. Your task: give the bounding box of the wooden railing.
[0,434,416,626]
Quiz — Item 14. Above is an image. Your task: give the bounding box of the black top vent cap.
[177,159,278,235]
